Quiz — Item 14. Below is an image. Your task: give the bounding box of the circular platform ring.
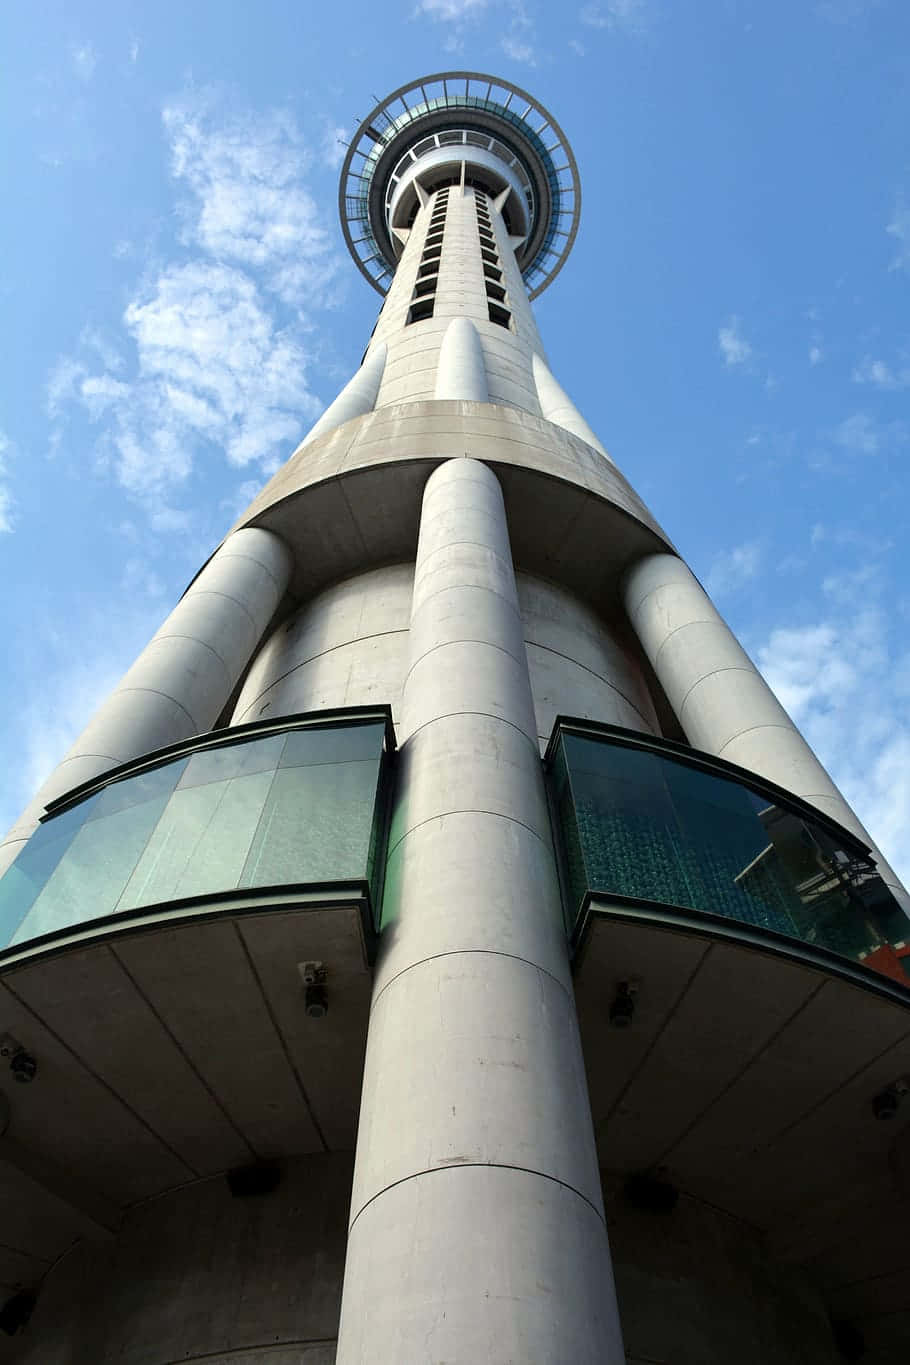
[338,71,581,301]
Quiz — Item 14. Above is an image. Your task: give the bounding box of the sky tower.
[1,71,910,1365]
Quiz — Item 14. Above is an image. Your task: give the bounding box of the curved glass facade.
[0,712,392,954]
[549,721,910,984]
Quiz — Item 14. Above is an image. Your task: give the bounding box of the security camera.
[609,980,639,1029]
[298,962,328,1018]
[0,1035,36,1085]
[872,1078,909,1120]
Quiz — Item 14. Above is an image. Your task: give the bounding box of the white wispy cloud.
[580,0,649,33]
[321,123,349,170]
[705,541,762,599]
[414,0,489,16]
[0,431,15,534]
[71,41,98,82]
[757,593,910,884]
[501,34,537,63]
[816,0,882,23]
[887,200,910,273]
[45,91,338,530]
[809,344,823,366]
[718,316,753,368]
[129,40,140,64]
[832,411,906,456]
[163,93,341,309]
[852,354,910,390]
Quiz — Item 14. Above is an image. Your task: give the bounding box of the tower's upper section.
[339,71,580,300]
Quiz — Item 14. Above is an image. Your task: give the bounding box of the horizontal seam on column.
[348,1162,605,1235]
[386,806,549,861]
[416,542,513,577]
[650,615,726,670]
[419,502,503,534]
[108,686,197,730]
[234,630,409,718]
[180,587,262,637]
[372,947,571,1012]
[523,640,656,730]
[715,721,803,755]
[214,549,286,596]
[146,633,233,678]
[677,664,758,717]
[399,709,540,756]
[402,637,528,690]
[412,580,520,618]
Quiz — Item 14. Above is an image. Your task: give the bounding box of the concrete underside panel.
[7,1153,351,1365]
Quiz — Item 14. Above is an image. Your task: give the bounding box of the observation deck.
[338,71,581,299]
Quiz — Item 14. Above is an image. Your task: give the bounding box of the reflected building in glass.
[2,72,909,1365]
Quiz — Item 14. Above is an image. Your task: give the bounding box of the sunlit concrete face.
[3,69,909,1365]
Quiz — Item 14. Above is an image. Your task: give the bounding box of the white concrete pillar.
[299,342,387,447]
[624,552,910,913]
[532,351,618,466]
[434,316,489,400]
[336,458,624,1364]
[0,527,293,877]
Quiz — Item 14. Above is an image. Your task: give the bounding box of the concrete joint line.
[650,614,732,671]
[416,540,514,578]
[235,629,409,720]
[179,587,264,639]
[654,978,829,1168]
[597,944,713,1138]
[148,633,233,680]
[714,720,805,758]
[523,639,656,730]
[371,947,572,1015]
[385,805,550,863]
[419,501,504,534]
[410,580,520,622]
[401,637,530,691]
[214,549,287,596]
[150,1341,338,1364]
[108,686,198,732]
[0,975,199,1180]
[348,1161,606,1237]
[676,664,758,720]
[399,709,540,758]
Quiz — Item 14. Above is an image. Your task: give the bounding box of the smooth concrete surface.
[335,458,624,1364]
[300,343,387,448]
[8,1153,350,1365]
[517,572,660,749]
[606,1184,841,1365]
[0,527,293,879]
[532,351,618,468]
[434,316,489,401]
[231,563,414,729]
[624,551,910,913]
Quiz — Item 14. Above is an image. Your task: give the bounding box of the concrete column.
[624,552,910,914]
[434,316,489,401]
[336,458,624,1364]
[0,527,293,877]
[299,342,387,447]
[532,351,618,466]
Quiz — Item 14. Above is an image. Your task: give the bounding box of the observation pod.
[1,70,909,1365]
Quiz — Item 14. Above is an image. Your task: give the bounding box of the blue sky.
[1,0,909,881]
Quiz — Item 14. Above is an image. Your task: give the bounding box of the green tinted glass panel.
[241,759,381,888]
[552,728,909,981]
[0,718,389,952]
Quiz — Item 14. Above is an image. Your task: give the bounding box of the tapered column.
[0,526,293,876]
[336,458,624,1364]
[624,552,910,912]
[299,342,387,447]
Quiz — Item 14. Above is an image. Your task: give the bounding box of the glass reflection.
[0,719,389,953]
[551,728,909,982]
